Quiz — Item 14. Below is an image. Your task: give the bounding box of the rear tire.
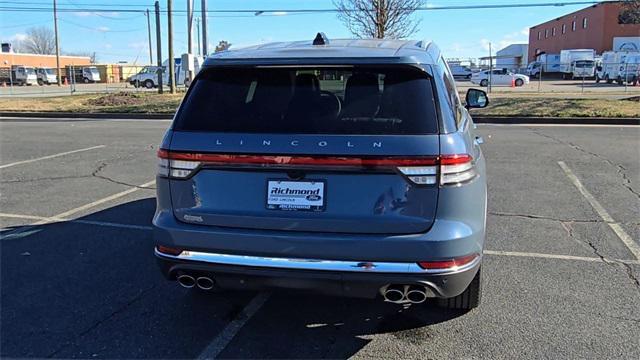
[143,79,154,89]
[480,79,488,87]
[437,267,482,310]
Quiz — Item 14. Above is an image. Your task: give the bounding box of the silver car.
[153,34,489,310]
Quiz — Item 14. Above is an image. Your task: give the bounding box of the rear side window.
[174,66,438,135]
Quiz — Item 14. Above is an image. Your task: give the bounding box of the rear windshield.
[174,66,438,134]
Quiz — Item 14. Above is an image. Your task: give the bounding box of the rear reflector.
[158,150,476,185]
[156,245,183,256]
[417,253,479,270]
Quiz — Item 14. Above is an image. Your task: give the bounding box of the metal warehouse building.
[528,1,640,61]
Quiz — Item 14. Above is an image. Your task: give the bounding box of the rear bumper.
[155,249,481,299]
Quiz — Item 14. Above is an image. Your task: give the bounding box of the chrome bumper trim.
[155,249,481,274]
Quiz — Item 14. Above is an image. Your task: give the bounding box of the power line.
[58,18,145,32]
[0,1,603,15]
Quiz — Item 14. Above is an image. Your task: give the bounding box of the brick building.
[528,1,640,62]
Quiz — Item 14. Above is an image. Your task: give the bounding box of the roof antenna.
[313,32,329,46]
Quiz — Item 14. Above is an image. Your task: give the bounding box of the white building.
[496,44,529,71]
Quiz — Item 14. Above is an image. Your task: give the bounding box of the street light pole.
[53,0,62,86]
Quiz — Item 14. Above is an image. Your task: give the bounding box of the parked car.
[471,69,529,87]
[153,34,488,310]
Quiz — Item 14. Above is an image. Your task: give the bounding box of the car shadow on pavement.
[1,198,467,359]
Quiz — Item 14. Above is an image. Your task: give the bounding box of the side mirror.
[465,88,489,109]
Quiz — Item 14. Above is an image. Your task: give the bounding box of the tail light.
[439,154,477,186]
[417,253,479,270]
[158,150,476,185]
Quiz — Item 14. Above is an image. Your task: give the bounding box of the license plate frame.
[266,179,326,212]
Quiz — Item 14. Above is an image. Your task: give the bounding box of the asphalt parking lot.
[1,118,639,359]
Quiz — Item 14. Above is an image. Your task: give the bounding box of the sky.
[0,0,595,65]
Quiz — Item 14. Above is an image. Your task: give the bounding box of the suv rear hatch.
[162,65,442,234]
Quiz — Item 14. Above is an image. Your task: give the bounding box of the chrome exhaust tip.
[406,286,428,304]
[177,274,196,289]
[382,285,406,303]
[196,276,215,290]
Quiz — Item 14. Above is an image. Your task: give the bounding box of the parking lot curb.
[472,116,639,125]
[0,112,172,120]
[0,112,638,125]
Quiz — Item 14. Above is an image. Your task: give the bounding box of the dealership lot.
[1,118,639,359]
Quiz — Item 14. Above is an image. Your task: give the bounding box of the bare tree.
[333,0,424,39]
[21,26,56,54]
[619,0,640,24]
[215,40,232,52]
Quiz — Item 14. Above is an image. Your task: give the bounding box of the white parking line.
[0,145,105,169]
[197,292,271,360]
[0,212,153,232]
[0,180,155,239]
[558,161,640,260]
[49,180,155,222]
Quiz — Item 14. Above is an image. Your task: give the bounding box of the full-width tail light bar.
[157,150,477,186]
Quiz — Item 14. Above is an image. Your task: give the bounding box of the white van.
[597,51,639,84]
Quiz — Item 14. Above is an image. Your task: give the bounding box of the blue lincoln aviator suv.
[153,34,489,310]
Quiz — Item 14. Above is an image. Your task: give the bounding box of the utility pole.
[154,1,163,94]
[196,17,201,56]
[167,0,176,94]
[187,0,193,53]
[186,0,194,84]
[53,0,62,86]
[146,9,153,64]
[201,0,208,56]
[488,42,493,94]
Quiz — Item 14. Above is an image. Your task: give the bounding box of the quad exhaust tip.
[177,274,196,289]
[196,276,215,290]
[177,274,216,291]
[381,284,431,304]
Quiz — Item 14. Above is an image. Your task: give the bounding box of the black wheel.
[466,74,472,80]
[595,75,601,83]
[515,78,524,87]
[37,79,44,86]
[617,77,624,85]
[83,77,90,83]
[143,79,154,89]
[480,79,488,87]
[437,267,482,310]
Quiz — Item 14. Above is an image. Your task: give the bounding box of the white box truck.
[526,53,561,78]
[560,49,596,79]
[0,65,38,86]
[36,67,58,85]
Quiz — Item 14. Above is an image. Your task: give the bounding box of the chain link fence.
[0,64,189,97]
